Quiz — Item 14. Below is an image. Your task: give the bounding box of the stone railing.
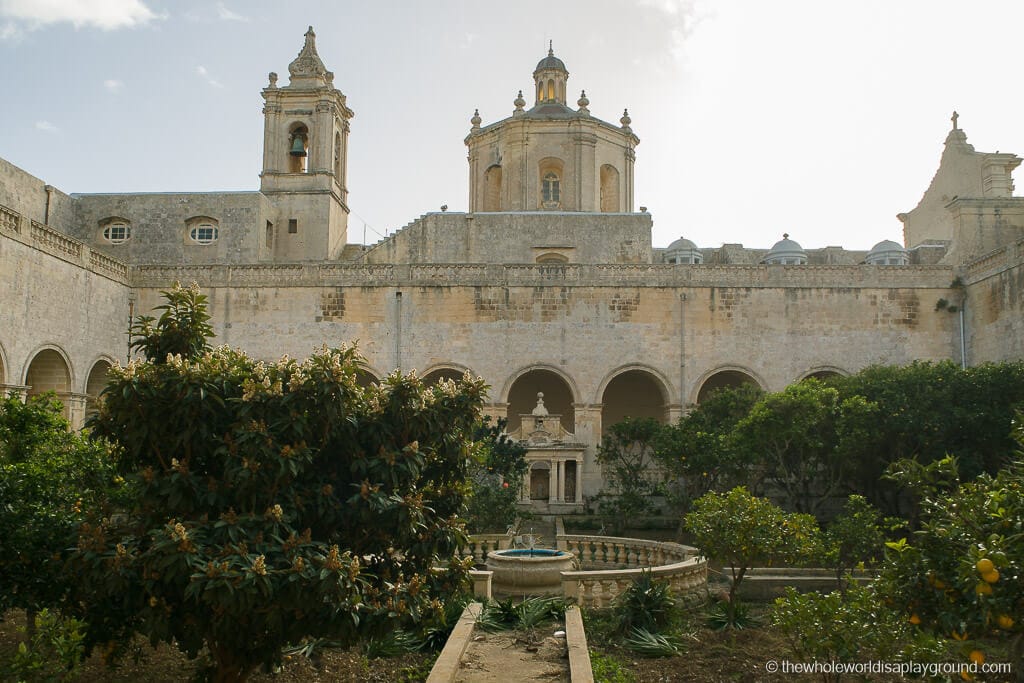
[0,205,20,234]
[463,533,707,608]
[32,220,81,259]
[0,202,129,285]
[557,534,706,608]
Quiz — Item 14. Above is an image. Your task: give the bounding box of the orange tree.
[71,284,486,682]
[877,432,1024,673]
[684,487,820,627]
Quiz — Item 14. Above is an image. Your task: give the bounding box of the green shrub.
[613,571,675,635]
[590,650,635,683]
[4,609,86,683]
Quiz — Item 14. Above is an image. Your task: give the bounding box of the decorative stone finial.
[470,108,482,131]
[268,71,278,88]
[288,25,329,83]
[513,90,525,115]
[620,108,632,131]
[548,40,553,56]
[783,233,789,240]
[531,392,549,416]
[577,90,590,114]
[951,110,959,130]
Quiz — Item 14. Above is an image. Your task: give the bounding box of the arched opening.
[355,369,380,389]
[333,132,342,180]
[696,369,760,404]
[600,369,669,432]
[536,253,569,264]
[546,79,554,101]
[25,348,72,416]
[288,123,309,173]
[85,359,113,419]
[600,164,620,213]
[802,369,843,383]
[506,368,574,434]
[542,173,560,205]
[422,367,465,386]
[538,158,564,210]
[484,165,502,211]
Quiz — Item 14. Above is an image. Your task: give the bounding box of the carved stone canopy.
[288,26,332,86]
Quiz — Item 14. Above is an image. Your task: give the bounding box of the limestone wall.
[363,212,653,265]
[964,239,1024,363]
[73,192,271,265]
[0,158,79,234]
[0,226,130,425]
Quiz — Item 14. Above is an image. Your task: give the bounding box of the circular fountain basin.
[486,548,577,596]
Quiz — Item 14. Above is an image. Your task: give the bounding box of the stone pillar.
[548,461,557,505]
[0,385,28,401]
[575,458,584,504]
[65,393,89,430]
[556,459,565,502]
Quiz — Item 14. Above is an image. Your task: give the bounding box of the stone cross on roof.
[952,110,959,131]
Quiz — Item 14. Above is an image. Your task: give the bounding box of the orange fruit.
[976,558,995,574]
[969,650,985,665]
[997,615,1014,629]
[982,569,1000,583]
[975,582,992,596]
[909,613,921,625]
[960,671,974,681]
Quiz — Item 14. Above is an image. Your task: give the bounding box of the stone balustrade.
[464,533,707,607]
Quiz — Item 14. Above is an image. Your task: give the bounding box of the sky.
[2,0,1023,251]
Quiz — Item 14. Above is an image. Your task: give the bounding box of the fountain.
[485,530,577,596]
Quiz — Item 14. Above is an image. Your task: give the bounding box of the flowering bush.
[72,284,486,681]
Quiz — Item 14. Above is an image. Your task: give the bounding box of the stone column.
[575,458,584,504]
[548,460,557,505]
[556,459,565,502]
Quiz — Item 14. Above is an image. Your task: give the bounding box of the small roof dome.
[667,236,697,252]
[868,239,905,254]
[535,45,567,72]
[865,239,908,265]
[764,233,807,264]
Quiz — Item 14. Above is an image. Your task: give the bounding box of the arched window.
[536,252,568,264]
[288,123,309,173]
[333,132,342,179]
[542,172,560,205]
[546,79,554,101]
[600,165,620,212]
[186,217,219,245]
[484,165,502,211]
[101,219,131,244]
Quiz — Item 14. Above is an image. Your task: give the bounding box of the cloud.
[196,65,223,88]
[0,0,161,31]
[215,2,247,22]
[35,120,59,133]
[103,78,123,93]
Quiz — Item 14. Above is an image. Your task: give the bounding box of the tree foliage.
[0,394,121,619]
[595,417,664,530]
[71,284,487,682]
[684,487,820,626]
[463,417,528,533]
[876,426,1024,673]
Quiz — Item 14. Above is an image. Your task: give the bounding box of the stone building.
[2,28,1023,511]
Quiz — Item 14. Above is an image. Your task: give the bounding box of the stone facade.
[2,30,1022,509]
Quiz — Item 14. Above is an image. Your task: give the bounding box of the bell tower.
[260,27,354,260]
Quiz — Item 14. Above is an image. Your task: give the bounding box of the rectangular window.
[288,219,298,234]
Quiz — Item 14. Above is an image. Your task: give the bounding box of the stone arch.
[693,366,764,404]
[538,157,564,209]
[536,252,568,264]
[355,366,382,388]
[24,346,74,416]
[599,366,673,431]
[85,357,115,419]
[483,165,502,211]
[799,366,848,383]
[600,164,620,213]
[288,122,310,173]
[502,365,578,434]
[422,363,472,386]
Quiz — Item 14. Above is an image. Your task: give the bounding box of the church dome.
[536,50,567,72]
[665,236,702,264]
[764,234,807,265]
[865,239,908,265]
